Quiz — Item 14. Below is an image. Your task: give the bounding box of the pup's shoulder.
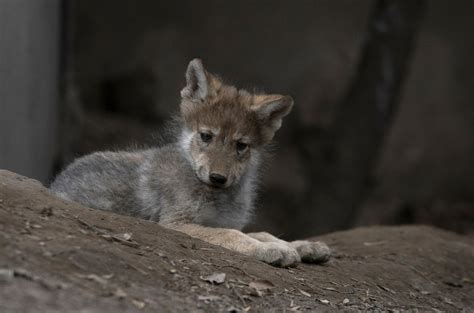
[149,144,186,163]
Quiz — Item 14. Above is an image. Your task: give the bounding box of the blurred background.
[0,0,473,239]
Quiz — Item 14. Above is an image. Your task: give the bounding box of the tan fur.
[248,232,331,263]
[168,224,301,267]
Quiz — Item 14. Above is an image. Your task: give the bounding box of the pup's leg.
[248,232,331,264]
[166,224,300,267]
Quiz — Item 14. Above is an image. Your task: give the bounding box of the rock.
[0,170,473,312]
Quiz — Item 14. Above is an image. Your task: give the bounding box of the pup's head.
[179,59,293,189]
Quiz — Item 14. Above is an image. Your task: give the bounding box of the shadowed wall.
[0,0,60,182]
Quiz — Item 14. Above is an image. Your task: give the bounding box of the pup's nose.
[209,173,227,186]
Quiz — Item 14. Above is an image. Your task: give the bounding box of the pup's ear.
[251,95,294,143]
[181,58,209,101]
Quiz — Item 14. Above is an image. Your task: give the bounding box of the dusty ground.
[0,170,473,312]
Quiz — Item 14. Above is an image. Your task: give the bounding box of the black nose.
[209,173,227,185]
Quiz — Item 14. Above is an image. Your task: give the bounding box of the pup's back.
[51,150,147,217]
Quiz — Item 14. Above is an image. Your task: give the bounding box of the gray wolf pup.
[51,59,331,267]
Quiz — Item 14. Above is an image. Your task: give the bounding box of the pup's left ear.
[251,95,294,143]
[181,58,209,101]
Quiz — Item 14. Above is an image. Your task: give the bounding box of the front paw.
[253,242,300,267]
[290,240,331,264]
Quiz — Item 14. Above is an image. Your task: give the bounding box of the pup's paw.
[290,240,331,264]
[253,242,300,267]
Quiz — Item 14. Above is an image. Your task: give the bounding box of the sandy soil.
[0,170,473,312]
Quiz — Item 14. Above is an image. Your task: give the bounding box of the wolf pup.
[51,59,331,267]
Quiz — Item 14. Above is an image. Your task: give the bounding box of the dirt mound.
[0,170,473,312]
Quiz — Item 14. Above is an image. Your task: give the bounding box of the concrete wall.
[0,0,60,183]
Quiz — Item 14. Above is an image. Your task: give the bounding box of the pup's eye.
[236,142,248,152]
[200,132,213,143]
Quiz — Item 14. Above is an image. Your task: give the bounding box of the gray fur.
[51,141,261,230]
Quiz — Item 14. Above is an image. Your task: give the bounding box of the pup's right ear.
[181,59,209,101]
[251,94,294,143]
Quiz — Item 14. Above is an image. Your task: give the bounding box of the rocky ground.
[0,170,473,312]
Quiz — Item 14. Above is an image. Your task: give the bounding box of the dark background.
[1,0,473,239]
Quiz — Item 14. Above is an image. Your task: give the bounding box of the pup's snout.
[209,173,227,186]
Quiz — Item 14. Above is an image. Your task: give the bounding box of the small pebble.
[0,269,14,282]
